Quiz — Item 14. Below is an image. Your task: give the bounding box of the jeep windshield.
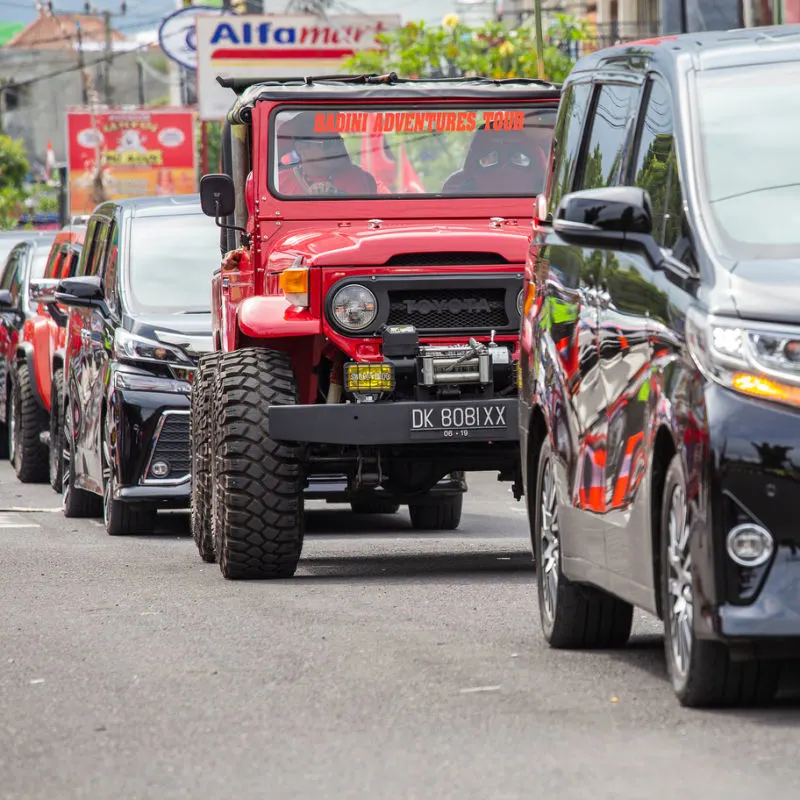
[695,61,800,260]
[270,105,556,199]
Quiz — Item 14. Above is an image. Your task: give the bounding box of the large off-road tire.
[661,454,781,707]
[49,369,64,492]
[102,412,157,536]
[534,437,633,649]
[408,493,463,531]
[191,353,219,562]
[212,348,306,580]
[62,389,102,518]
[350,497,400,515]
[11,363,50,483]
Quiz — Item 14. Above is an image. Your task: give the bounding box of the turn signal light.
[731,372,800,408]
[344,362,395,393]
[279,267,309,308]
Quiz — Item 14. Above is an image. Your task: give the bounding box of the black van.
[519,25,800,707]
[55,195,220,536]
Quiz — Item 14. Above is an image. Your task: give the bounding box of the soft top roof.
[220,73,561,124]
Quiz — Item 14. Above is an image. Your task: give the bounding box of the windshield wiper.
[711,181,800,204]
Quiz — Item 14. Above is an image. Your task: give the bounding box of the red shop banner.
[66,107,197,215]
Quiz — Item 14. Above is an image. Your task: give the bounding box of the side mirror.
[200,173,236,218]
[29,278,60,306]
[553,186,663,267]
[0,289,13,310]
[55,276,106,312]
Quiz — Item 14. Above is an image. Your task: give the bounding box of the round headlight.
[517,288,524,316]
[331,284,378,332]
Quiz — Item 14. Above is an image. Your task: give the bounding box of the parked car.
[31,225,87,490]
[519,25,800,708]
[194,74,561,578]
[54,195,220,535]
[0,233,57,466]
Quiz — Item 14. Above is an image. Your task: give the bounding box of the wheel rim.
[62,403,74,500]
[667,484,693,679]
[539,456,560,623]
[102,420,113,527]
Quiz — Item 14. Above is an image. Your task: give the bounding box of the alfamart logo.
[208,20,388,62]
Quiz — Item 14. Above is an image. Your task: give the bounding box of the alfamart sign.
[195,14,401,121]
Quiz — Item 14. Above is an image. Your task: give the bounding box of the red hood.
[264,221,529,270]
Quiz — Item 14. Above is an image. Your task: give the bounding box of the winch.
[418,337,511,387]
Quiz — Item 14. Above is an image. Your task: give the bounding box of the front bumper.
[110,387,192,506]
[267,398,518,445]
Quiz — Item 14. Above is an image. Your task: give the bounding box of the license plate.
[409,404,508,440]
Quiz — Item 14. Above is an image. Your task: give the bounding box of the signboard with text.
[195,14,401,121]
[66,107,197,216]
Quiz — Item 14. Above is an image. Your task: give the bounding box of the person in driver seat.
[441,125,548,195]
[277,112,378,196]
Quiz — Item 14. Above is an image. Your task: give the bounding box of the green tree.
[0,133,28,231]
[343,14,588,83]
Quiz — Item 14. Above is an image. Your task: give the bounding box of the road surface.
[1,464,799,799]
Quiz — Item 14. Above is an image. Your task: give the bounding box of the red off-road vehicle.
[194,73,560,579]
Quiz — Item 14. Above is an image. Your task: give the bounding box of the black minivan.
[55,195,221,535]
[519,26,800,707]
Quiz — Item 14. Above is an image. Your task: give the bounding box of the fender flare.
[237,296,322,342]
[15,341,46,411]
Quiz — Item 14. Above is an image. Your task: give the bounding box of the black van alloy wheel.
[533,437,633,649]
[49,369,64,493]
[191,353,219,563]
[62,393,102,518]
[212,348,306,580]
[660,454,781,707]
[11,364,50,483]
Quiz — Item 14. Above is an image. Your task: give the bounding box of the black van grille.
[146,413,190,480]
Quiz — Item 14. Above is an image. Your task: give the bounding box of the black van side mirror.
[553,186,664,268]
[55,276,110,317]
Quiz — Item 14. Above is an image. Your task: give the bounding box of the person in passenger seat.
[442,127,548,195]
[277,112,378,196]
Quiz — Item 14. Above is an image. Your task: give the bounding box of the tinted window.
[577,83,641,190]
[632,77,684,248]
[124,214,221,314]
[695,62,800,259]
[76,219,98,276]
[105,224,119,310]
[547,81,592,215]
[86,222,109,277]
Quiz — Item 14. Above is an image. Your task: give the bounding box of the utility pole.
[103,9,112,105]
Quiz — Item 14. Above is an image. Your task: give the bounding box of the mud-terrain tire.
[49,369,64,492]
[191,353,219,562]
[351,497,400,515]
[534,437,633,649]
[660,454,781,707]
[212,348,306,580]
[11,363,49,483]
[62,389,102,518]
[408,494,463,531]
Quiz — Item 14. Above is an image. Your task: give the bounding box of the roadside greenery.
[0,132,29,230]
[343,14,589,83]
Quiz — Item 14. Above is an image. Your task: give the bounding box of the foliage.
[0,133,29,231]
[0,188,25,231]
[343,14,589,83]
[197,120,223,175]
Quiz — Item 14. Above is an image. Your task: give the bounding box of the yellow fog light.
[344,362,395,393]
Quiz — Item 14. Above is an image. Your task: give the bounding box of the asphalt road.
[2,463,799,800]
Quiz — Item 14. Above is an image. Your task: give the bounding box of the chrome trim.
[153,330,214,356]
[140,409,191,487]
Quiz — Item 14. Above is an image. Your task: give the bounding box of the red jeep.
[194,73,560,578]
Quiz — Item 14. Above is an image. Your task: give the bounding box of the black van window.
[546,81,592,216]
[632,76,684,248]
[577,83,640,191]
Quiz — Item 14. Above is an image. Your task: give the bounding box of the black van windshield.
[126,214,220,314]
[695,61,800,259]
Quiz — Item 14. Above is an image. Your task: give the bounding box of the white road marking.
[0,507,61,513]
[0,512,40,528]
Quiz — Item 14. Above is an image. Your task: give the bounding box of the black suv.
[519,25,800,708]
[55,195,221,535]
